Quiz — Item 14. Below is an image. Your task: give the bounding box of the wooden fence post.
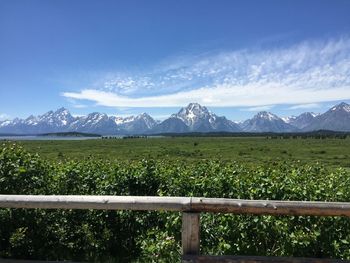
[182,212,200,256]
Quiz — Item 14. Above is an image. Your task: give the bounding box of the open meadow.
[13,136,350,168]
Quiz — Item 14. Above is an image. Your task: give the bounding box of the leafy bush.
[0,143,350,262]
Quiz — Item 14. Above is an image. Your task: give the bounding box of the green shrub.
[0,143,350,261]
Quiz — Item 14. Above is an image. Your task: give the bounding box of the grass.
[6,136,350,168]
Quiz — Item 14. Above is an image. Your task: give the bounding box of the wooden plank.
[182,212,200,255]
[182,255,350,263]
[0,195,190,211]
[0,195,350,217]
[190,198,350,217]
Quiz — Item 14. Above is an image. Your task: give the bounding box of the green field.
[12,137,350,168]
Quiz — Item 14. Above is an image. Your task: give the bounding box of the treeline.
[0,144,350,262]
[0,132,101,137]
[267,134,348,139]
[40,132,101,137]
[156,130,350,139]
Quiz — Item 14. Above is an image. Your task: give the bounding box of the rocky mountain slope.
[152,103,241,133]
[241,111,297,132]
[302,102,350,131]
[1,102,349,134]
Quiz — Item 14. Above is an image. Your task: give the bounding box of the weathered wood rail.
[0,195,350,263]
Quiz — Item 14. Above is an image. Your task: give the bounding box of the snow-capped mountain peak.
[113,113,156,132]
[86,112,108,123]
[136,112,152,119]
[187,102,208,112]
[166,102,241,132]
[54,107,70,115]
[24,115,38,126]
[255,111,279,121]
[54,107,73,125]
[331,102,350,113]
[173,103,211,126]
[178,103,209,116]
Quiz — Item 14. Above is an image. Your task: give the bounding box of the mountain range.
[0,102,350,135]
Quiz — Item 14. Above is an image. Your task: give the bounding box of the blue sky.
[1,0,350,121]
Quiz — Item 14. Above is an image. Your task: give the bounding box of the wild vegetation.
[14,136,350,168]
[0,141,350,262]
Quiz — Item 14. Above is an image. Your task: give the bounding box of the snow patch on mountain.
[0,120,11,127]
[282,116,296,123]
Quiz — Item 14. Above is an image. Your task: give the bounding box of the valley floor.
[9,136,350,168]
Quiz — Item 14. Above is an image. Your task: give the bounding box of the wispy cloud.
[66,98,88,109]
[241,105,275,112]
[72,104,88,109]
[63,36,350,107]
[288,103,321,110]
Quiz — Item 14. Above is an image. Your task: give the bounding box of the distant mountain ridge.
[0,108,157,135]
[302,102,350,132]
[1,102,350,134]
[241,111,297,132]
[283,112,319,129]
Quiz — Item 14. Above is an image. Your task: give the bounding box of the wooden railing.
[0,195,350,263]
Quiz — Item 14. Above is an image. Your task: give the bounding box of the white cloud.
[288,103,321,110]
[62,84,350,108]
[63,36,350,108]
[0,113,10,121]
